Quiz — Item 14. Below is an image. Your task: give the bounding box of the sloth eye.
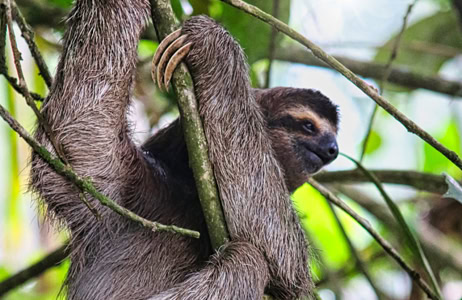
[302,121,315,133]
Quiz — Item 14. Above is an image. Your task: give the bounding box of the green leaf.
[422,119,462,178]
[292,184,351,269]
[375,11,462,77]
[363,130,382,155]
[443,173,462,204]
[217,0,291,64]
[0,266,10,281]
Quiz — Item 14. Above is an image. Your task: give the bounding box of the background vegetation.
[0,0,461,299]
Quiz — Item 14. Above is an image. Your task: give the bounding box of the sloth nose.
[322,138,338,163]
[327,142,338,159]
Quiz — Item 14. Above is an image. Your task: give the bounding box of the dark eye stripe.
[268,115,317,134]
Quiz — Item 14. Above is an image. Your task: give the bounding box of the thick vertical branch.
[149,0,229,249]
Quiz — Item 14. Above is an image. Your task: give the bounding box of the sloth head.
[256,87,340,192]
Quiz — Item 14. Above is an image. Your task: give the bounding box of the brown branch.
[335,185,462,272]
[0,72,44,100]
[3,0,64,163]
[0,103,200,238]
[314,169,447,194]
[307,178,439,300]
[221,0,462,171]
[326,201,386,300]
[360,0,417,162]
[275,46,462,97]
[12,1,52,88]
[0,245,69,297]
[274,46,462,98]
[0,11,44,102]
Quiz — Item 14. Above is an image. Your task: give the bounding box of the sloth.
[29,1,339,299]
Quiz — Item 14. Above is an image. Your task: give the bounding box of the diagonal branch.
[3,0,64,163]
[274,46,462,98]
[0,103,200,239]
[221,0,462,171]
[0,245,69,297]
[307,178,439,300]
[11,1,52,88]
[360,0,417,162]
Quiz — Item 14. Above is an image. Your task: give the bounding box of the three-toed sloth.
[30,1,339,299]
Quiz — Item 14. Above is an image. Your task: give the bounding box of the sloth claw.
[152,30,192,91]
[163,42,193,88]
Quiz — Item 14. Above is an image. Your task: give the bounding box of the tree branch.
[0,245,69,297]
[12,1,52,88]
[149,0,229,250]
[307,178,439,300]
[220,0,462,171]
[0,103,200,239]
[335,185,462,272]
[314,169,447,194]
[360,0,417,162]
[273,46,462,98]
[264,0,279,88]
[326,201,385,300]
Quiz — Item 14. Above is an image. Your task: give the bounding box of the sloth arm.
[29,1,167,240]
[151,16,312,299]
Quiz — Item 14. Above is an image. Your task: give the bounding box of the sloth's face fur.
[256,87,339,192]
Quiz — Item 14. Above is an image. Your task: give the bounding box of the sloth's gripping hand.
[151,29,192,91]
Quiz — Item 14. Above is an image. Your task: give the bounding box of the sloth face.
[256,87,339,192]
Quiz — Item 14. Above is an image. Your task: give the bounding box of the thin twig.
[335,185,462,272]
[11,1,52,88]
[3,0,64,163]
[306,178,439,300]
[221,0,462,171]
[326,201,385,300]
[0,245,69,297]
[264,0,279,88]
[341,153,442,298]
[0,71,44,100]
[0,103,200,239]
[360,0,417,162]
[0,12,43,101]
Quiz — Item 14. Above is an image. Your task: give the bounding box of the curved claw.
[153,29,181,67]
[163,42,193,89]
[151,29,181,86]
[156,35,188,91]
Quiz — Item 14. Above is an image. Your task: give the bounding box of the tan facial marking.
[286,106,336,134]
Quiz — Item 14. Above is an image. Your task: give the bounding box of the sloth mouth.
[298,142,325,174]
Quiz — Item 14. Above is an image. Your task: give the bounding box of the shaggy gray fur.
[29,1,340,299]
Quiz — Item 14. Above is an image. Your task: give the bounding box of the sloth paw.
[151,29,193,91]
